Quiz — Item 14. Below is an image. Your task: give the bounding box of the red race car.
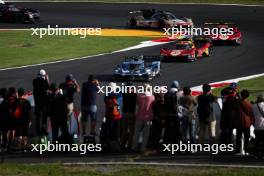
[204,22,242,45]
[160,36,212,62]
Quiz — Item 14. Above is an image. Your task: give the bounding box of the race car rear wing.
[204,22,236,25]
[125,55,163,62]
[204,22,237,27]
[129,10,142,14]
[129,9,156,19]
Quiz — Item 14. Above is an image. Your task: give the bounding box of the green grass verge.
[0,31,148,69]
[1,164,264,176]
[14,0,264,5]
[213,76,264,102]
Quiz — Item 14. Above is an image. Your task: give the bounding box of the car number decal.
[171,50,181,56]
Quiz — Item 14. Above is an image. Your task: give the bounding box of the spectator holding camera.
[60,74,80,120]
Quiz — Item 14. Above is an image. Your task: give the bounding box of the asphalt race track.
[0,2,264,164]
[1,2,264,121]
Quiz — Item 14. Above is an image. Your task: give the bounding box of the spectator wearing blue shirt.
[81,75,99,136]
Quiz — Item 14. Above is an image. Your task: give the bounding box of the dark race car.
[114,55,162,81]
[128,9,193,29]
[204,22,242,45]
[160,36,212,62]
[0,3,40,23]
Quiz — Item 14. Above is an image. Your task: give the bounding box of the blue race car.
[114,55,161,81]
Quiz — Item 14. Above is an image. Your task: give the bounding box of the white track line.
[0,53,109,71]
[61,162,264,168]
[113,40,171,53]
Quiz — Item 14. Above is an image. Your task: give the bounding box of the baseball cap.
[66,74,74,81]
[171,80,180,89]
[39,69,46,76]
[230,82,238,89]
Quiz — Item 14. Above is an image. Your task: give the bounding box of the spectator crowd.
[0,69,263,157]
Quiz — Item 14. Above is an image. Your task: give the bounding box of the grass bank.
[0,30,149,69]
[213,76,264,102]
[0,164,264,176]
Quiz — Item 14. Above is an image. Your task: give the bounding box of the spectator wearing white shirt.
[253,94,264,157]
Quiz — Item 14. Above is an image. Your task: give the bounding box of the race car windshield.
[164,13,176,20]
[195,41,206,48]
[194,38,209,44]
[128,63,141,71]
[152,13,175,20]
[9,5,19,12]
[174,44,192,50]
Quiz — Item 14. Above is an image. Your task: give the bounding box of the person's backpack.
[198,94,214,123]
[7,95,18,118]
[164,92,179,116]
[14,103,23,118]
[14,98,28,119]
[105,94,121,120]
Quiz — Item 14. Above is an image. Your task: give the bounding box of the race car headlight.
[145,69,152,74]
[114,69,120,73]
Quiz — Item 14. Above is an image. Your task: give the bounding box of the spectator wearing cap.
[59,74,80,122]
[33,69,50,137]
[16,88,33,150]
[253,94,264,157]
[197,84,217,143]
[179,86,197,143]
[132,84,155,152]
[163,80,182,143]
[121,82,137,150]
[234,89,254,155]
[221,82,240,101]
[170,80,183,98]
[81,75,99,137]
